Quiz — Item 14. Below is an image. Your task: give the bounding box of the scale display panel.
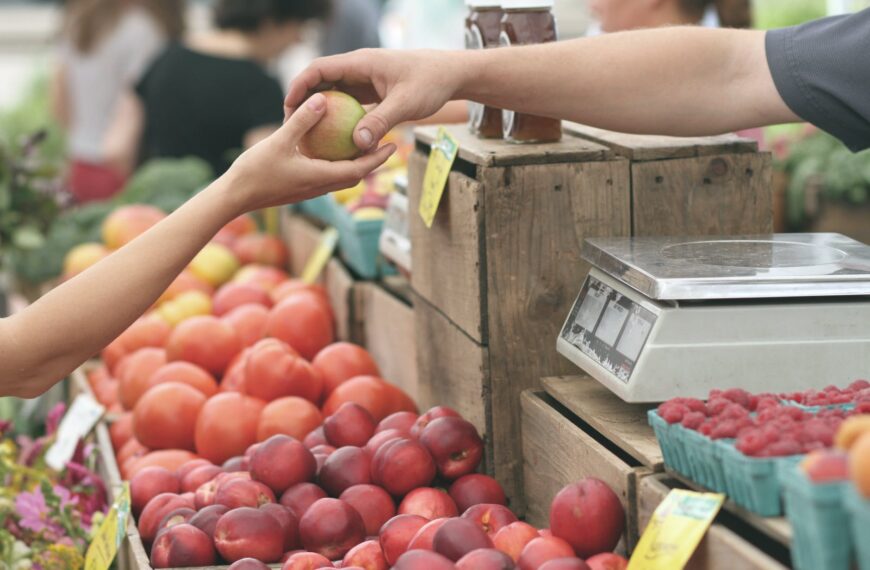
[560,275,657,383]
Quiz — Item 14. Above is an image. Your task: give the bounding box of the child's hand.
[226,93,396,213]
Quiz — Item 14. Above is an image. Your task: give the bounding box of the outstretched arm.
[0,94,396,399]
[285,27,798,151]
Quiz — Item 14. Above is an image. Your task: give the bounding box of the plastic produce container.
[846,484,870,570]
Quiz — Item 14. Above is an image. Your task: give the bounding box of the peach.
[407,517,449,551]
[195,392,266,465]
[150,523,216,568]
[250,435,317,494]
[304,426,329,448]
[155,507,196,536]
[339,484,396,536]
[148,361,218,398]
[267,295,334,361]
[851,432,870,497]
[233,264,289,291]
[310,444,336,456]
[377,411,419,434]
[420,417,484,480]
[131,466,179,516]
[324,402,377,448]
[260,503,300,552]
[223,303,270,348]
[215,507,286,563]
[181,465,224,493]
[213,282,272,316]
[319,446,372,496]
[365,429,407,456]
[518,537,576,570]
[550,479,625,558]
[399,488,458,520]
[215,479,276,509]
[215,214,258,246]
[167,315,242,376]
[119,348,167,410]
[379,514,428,565]
[233,234,289,268]
[110,413,135,452]
[462,504,518,538]
[393,550,457,570]
[133,381,206,451]
[245,338,322,403]
[539,559,592,570]
[258,396,323,442]
[312,342,381,397]
[189,504,229,540]
[493,521,539,562]
[585,553,628,570]
[299,91,366,161]
[449,474,507,513]
[456,548,516,570]
[281,483,328,518]
[189,242,240,287]
[102,204,165,249]
[228,559,271,570]
[117,315,171,353]
[282,551,334,569]
[800,449,849,482]
[138,492,195,544]
[343,539,388,570]
[411,407,460,439]
[299,498,366,559]
[157,270,214,305]
[371,439,436,496]
[433,518,493,562]
[223,456,247,472]
[62,242,110,279]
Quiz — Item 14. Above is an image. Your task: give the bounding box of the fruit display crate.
[780,463,852,570]
[520,376,664,553]
[636,475,789,570]
[408,123,771,507]
[649,410,800,517]
[294,196,335,226]
[331,199,396,280]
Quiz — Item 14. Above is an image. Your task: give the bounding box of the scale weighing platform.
[557,233,870,402]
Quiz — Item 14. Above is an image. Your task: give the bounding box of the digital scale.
[557,233,870,402]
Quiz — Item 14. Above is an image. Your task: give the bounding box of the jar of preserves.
[465,0,505,138]
[499,0,562,143]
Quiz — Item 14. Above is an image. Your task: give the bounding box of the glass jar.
[465,1,505,138]
[499,0,562,143]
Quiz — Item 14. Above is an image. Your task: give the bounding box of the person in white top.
[51,0,184,203]
[587,0,723,34]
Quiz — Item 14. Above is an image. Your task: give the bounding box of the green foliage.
[118,156,213,212]
[0,73,66,165]
[754,0,826,29]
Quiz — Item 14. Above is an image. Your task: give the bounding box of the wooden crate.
[637,475,790,570]
[408,124,772,508]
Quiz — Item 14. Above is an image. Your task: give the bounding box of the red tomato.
[195,393,266,464]
[312,342,381,397]
[133,382,207,451]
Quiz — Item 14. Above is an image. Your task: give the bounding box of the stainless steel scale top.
[582,233,870,301]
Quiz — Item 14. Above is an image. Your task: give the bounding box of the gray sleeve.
[765,8,870,152]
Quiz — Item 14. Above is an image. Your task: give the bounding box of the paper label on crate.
[85,483,131,570]
[45,394,105,471]
[301,227,339,284]
[419,127,459,228]
[628,489,724,570]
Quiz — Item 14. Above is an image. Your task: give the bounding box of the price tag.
[301,227,339,284]
[628,489,724,570]
[418,127,459,228]
[85,483,131,570]
[45,394,105,471]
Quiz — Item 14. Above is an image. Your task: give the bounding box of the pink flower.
[16,488,50,534]
[46,403,66,436]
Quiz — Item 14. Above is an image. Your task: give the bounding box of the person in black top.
[105,0,330,176]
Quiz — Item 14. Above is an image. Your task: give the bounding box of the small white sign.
[596,301,629,347]
[617,312,654,362]
[45,394,105,471]
[576,287,608,332]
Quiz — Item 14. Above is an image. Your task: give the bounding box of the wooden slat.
[358,283,419,402]
[564,122,758,161]
[541,376,663,470]
[413,295,489,450]
[415,124,611,167]
[408,151,487,342]
[281,209,324,277]
[323,258,355,342]
[638,475,788,570]
[483,159,632,508]
[631,153,774,236]
[521,391,648,549]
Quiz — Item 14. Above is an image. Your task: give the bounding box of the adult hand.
[229,92,397,213]
[284,49,466,151]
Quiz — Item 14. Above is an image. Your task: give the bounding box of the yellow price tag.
[301,227,339,284]
[628,489,724,570]
[419,127,459,228]
[85,483,131,570]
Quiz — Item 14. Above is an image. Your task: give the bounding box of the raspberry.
[736,430,766,456]
[659,403,689,424]
[857,402,870,414]
[706,398,731,416]
[711,419,739,440]
[722,388,752,409]
[682,399,708,414]
[848,379,870,392]
[699,421,714,436]
[720,404,750,420]
[765,439,802,457]
[680,411,706,430]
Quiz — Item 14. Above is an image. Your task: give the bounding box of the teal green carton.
[845,484,870,570]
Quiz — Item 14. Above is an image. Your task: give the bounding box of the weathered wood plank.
[415,124,611,167]
[484,159,632,508]
[281,208,323,277]
[631,153,774,236]
[541,376,663,470]
[408,151,487,342]
[358,283,419,402]
[564,122,758,161]
[324,258,355,342]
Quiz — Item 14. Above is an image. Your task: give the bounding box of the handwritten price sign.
[418,128,459,228]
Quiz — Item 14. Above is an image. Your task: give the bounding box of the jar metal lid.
[501,0,554,9]
[465,0,503,7]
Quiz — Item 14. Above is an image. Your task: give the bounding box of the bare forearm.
[457,28,797,136]
[0,174,243,397]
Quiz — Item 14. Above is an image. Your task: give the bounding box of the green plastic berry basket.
[295,195,336,225]
[845,484,870,570]
[719,444,801,516]
[781,464,852,570]
[332,202,396,279]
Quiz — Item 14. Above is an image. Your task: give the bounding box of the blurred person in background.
[321,0,381,56]
[588,0,752,34]
[105,0,329,177]
[52,0,184,203]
